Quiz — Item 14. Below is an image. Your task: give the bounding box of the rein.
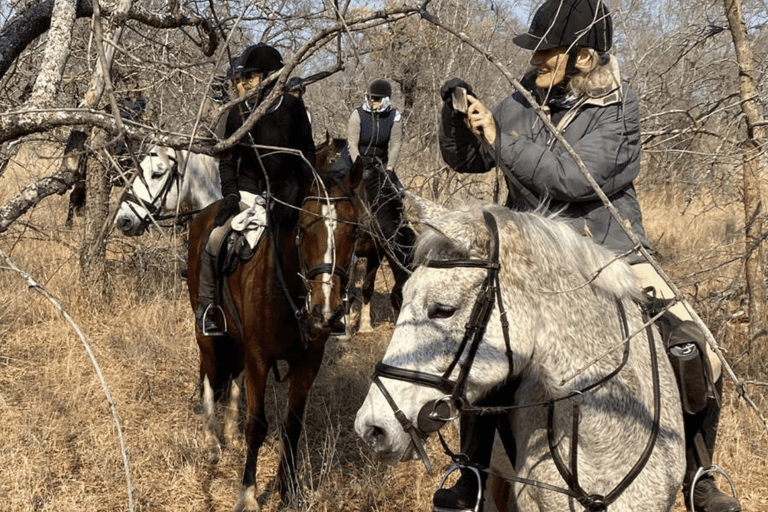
[370,211,663,511]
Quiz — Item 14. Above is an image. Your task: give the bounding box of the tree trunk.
[79,134,110,292]
[26,0,76,108]
[723,0,768,349]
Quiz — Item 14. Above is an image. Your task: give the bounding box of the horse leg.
[276,348,326,502]
[197,333,222,450]
[357,251,380,333]
[223,371,245,447]
[233,355,270,512]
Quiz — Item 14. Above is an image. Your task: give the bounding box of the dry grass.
[0,152,766,512]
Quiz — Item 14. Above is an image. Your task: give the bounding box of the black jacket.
[218,93,315,218]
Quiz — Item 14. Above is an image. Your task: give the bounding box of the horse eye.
[428,303,456,319]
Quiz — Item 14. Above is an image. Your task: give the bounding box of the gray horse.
[355,198,685,511]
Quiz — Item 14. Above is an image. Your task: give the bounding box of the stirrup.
[433,463,483,512]
[202,303,227,337]
[689,465,739,512]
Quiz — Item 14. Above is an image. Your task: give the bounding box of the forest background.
[0,0,767,511]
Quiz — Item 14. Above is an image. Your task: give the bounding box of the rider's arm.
[217,107,243,198]
[347,110,361,164]
[386,111,403,171]
[488,87,642,202]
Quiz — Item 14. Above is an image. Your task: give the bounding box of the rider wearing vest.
[195,43,315,336]
[332,79,415,304]
[437,1,740,511]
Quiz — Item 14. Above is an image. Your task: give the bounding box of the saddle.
[216,226,263,277]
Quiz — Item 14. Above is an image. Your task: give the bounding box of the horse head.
[114,146,221,236]
[314,130,346,172]
[354,197,682,509]
[298,158,363,337]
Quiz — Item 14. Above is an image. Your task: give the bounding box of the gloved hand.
[440,77,474,103]
[214,194,240,227]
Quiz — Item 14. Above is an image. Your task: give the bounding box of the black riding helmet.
[513,0,612,53]
[233,43,284,78]
[368,78,392,99]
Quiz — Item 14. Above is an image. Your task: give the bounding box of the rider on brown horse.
[195,43,316,335]
[332,78,416,307]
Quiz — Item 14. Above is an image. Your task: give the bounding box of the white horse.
[355,198,685,511]
[114,146,221,236]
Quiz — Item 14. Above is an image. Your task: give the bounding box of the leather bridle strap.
[371,373,434,474]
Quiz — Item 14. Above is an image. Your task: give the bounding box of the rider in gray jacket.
[435,1,740,511]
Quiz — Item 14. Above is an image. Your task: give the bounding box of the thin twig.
[0,248,135,512]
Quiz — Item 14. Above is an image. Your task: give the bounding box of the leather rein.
[370,211,662,511]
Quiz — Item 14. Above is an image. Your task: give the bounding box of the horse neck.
[504,282,635,397]
[177,151,222,210]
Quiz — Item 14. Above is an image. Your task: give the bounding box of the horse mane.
[414,204,641,301]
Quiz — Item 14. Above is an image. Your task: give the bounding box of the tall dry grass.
[0,147,766,512]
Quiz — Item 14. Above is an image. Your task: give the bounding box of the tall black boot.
[682,379,740,512]
[432,413,495,512]
[195,251,225,336]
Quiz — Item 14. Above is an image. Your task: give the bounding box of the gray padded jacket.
[439,56,650,259]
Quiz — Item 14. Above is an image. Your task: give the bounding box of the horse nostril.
[116,216,132,232]
[368,425,387,449]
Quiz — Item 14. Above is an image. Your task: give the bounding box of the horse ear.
[347,156,364,190]
[405,191,448,221]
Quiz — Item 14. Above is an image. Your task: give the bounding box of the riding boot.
[195,251,225,336]
[682,378,740,512]
[432,413,494,512]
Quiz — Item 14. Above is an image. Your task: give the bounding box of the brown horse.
[187,158,363,512]
[314,133,413,333]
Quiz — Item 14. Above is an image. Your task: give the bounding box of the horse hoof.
[233,485,259,512]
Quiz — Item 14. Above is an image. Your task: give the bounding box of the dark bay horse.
[315,133,414,332]
[187,159,362,511]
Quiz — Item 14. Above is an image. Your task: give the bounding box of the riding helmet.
[233,43,284,77]
[368,79,392,99]
[513,0,612,53]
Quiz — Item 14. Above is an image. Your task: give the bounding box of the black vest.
[356,106,396,158]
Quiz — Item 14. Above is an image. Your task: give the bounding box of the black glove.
[440,77,474,103]
[214,194,240,227]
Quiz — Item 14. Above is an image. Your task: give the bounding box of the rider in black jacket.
[195,43,315,336]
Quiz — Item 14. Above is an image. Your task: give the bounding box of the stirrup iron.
[202,303,227,337]
[689,464,739,512]
[433,463,483,512]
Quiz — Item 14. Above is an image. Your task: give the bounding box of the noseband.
[369,211,663,510]
[372,211,507,473]
[297,195,356,292]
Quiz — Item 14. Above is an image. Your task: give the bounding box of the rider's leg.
[196,222,229,336]
[632,263,740,512]
[432,378,520,512]
[432,413,496,511]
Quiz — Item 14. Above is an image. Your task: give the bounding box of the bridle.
[120,149,189,230]
[294,192,358,334]
[372,211,507,474]
[297,194,356,294]
[369,211,662,511]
